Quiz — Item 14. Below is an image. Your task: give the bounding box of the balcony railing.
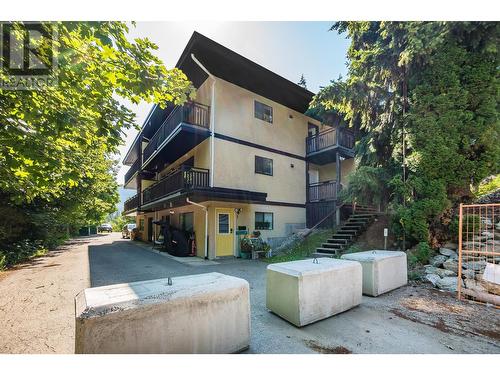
[124,194,140,212]
[124,158,141,185]
[142,166,209,205]
[307,180,339,202]
[306,127,355,155]
[143,101,210,163]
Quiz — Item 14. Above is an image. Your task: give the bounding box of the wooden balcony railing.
[143,101,210,163]
[306,127,355,155]
[124,158,141,185]
[142,166,209,205]
[307,180,339,202]
[124,194,140,212]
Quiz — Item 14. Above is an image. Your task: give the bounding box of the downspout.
[191,53,215,188]
[186,198,209,260]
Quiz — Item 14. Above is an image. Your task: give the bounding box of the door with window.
[215,208,234,257]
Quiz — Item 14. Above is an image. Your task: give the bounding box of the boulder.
[442,242,458,250]
[439,248,457,257]
[463,260,487,271]
[464,278,487,293]
[436,277,463,293]
[448,252,459,260]
[430,255,448,267]
[461,269,476,279]
[443,259,459,273]
[425,274,441,287]
[424,265,456,278]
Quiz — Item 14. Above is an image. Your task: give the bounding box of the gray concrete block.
[341,250,407,296]
[266,258,362,327]
[75,272,250,353]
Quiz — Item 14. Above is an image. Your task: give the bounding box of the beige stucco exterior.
[129,75,355,259]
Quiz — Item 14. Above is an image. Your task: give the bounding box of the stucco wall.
[311,158,355,186]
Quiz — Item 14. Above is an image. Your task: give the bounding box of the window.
[180,212,194,232]
[255,212,273,230]
[254,101,273,123]
[255,156,273,176]
[218,213,230,234]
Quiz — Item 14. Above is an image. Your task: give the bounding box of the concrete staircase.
[311,205,379,258]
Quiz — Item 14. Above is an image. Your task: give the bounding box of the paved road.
[0,233,498,353]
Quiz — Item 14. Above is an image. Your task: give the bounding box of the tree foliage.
[0,22,194,267]
[312,22,499,246]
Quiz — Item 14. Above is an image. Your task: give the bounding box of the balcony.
[307,180,339,202]
[142,102,210,170]
[142,166,210,207]
[306,127,355,165]
[124,158,141,188]
[123,194,140,213]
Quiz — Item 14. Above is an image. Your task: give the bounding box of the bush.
[407,242,432,268]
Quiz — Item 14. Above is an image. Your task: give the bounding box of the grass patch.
[264,230,333,263]
[475,174,500,197]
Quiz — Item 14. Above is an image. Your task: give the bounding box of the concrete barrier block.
[341,250,407,296]
[75,272,250,353]
[266,258,362,327]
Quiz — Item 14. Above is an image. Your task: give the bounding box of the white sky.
[116,21,350,184]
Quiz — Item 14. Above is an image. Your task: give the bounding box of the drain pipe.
[191,53,215,188]
[186,197,209,259]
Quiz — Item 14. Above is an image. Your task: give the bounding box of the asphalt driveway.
[0,232,498,353]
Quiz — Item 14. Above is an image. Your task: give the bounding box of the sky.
[117,21,350,184]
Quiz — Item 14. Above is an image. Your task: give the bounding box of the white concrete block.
[266,258,362,327]
[75,272,250,353]
[341,250,407,296]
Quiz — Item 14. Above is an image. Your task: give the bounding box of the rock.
[430,255,448,267]
[424,265,456,278]
[464,278,487,293]
[486,239,500,247]
[448,252,459,260]
[425,274,441,287]
[443,242,458,250]
[443,259,459,273]
[463,260,487,271]
[481,231,494,239]
[439,248,457,257]
[463,241,486,250]
[461,269,476,279]
[424,265,438,274]
[436,277,463,293]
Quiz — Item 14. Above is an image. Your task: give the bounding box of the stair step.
[332,234,354,239]
[310,252,334,258]
[327,238,348,244]
[337,229,358,234]
[321,242,343,249]
[343,223,363,229]
[350,214,375,218]
[315,247,342,255]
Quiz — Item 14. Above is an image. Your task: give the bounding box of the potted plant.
[240,237,254,259]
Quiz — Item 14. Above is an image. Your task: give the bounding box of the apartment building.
[122,31,355,259]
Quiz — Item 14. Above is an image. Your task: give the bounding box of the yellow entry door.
[215,209,234,257]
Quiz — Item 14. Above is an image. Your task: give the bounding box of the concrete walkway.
[0,232,498,353]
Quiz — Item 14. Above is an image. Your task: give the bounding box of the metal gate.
[457,203,500,307]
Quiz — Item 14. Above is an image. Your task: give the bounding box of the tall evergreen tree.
[312,22,499,246]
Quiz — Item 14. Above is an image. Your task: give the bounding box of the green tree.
[0,22,194,268]
[298,74,307,89]
[312,22,499,246]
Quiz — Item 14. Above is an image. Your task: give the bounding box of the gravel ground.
[0,232,498,354]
